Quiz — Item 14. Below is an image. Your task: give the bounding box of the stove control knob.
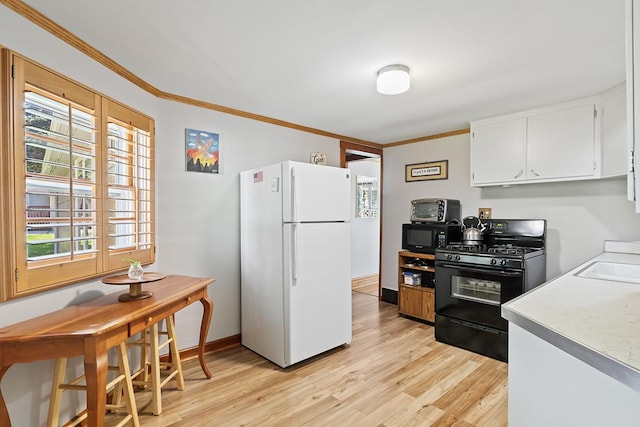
[490,259,497,265]
[500,259,507,266]
[455,255,461,261]
[446,254,452,261]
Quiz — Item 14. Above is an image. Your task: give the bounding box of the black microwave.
[402,223,462,254]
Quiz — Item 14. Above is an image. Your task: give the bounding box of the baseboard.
[381,288,398,305]
[351,274,378,289]
[160,334,241,363]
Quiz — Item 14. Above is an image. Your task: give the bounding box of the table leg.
[199,294,214,378]
[84,338,109,427]
[0,364,12,427]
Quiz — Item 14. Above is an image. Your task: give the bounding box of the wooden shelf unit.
[398,251,436,323]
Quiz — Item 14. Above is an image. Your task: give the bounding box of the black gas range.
[434,219,547,362]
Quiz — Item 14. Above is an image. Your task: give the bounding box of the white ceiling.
[23,0,626,144]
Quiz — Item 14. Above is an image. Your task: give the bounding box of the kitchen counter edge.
[502,240,640,394]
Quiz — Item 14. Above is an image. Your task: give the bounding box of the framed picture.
[185,128,219,174]
[405,160,448,182]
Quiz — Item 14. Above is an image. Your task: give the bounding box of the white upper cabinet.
[471,90,625,187]
[526,103,596,181]
[626,0,640,212]
[471,118,527,185]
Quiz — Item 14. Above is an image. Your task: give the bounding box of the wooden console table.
[0,274,215,427]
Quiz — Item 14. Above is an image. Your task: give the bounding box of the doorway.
[340,141,383,299]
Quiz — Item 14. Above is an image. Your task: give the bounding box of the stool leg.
[46,358,67,427]
[149,322,162,415]
[116,341,140,427]
[166,315,185,390]
[111,347,124,413]
[141,328,150,385]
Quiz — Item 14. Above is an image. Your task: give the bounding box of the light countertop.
[502,241,640,393]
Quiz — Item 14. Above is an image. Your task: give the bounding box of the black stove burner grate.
[443,243,543,257]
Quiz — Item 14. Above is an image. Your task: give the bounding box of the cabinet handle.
[530,169,541,177]
[185,296,191,303]
[513,170,523,179]
[146,316,153,324]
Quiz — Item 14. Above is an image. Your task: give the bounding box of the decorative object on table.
[125,258,144,280]
[185,128,219,173]
[102,272,167,302]
[405,160,448,182]
[310,152,327,165]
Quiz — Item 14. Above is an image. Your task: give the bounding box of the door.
[282,161,351,223]
[341,141,383,299]
[283,222,351,366]
[435,262,524,331]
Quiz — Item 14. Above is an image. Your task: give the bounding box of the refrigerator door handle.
[291,223,298,284]
[291,166,297,222]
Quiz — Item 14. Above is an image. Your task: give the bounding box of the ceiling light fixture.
[376,64,410,95]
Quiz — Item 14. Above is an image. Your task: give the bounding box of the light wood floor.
[352,282,379,296]
[121,292,508,426]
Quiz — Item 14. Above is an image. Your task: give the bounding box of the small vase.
[127,263,144,280]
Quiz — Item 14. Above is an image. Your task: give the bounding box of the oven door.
[435,261,524,331]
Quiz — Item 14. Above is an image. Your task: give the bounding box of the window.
[102,99,155,272]
[2,52,155,299]
[356,175,378,218]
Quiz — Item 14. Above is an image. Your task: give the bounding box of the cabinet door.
[627,0,640,212]
[399,285,424,318]
[527,104,596,180]
[423,288,435,323]
[471,118,527,185]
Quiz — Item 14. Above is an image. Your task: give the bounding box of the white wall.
[381,133,640,292]
[348,158,380,278]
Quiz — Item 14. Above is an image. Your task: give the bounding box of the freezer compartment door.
[282,161,351,223]
[284,222,352,366]
[240,163,283,225]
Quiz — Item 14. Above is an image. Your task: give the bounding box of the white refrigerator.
[240,160,352,368]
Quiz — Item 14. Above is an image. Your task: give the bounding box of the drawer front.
[129,289,204,336]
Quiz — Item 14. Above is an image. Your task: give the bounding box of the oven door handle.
[436,263,523,277]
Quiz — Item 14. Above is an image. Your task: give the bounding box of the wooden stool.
[127,314,184,415]
[46,341,139,427]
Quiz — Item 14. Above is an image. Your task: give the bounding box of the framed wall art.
[185,128,219,174]
[405,160,448,182]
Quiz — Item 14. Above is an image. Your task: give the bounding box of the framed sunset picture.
[185,128,220,173]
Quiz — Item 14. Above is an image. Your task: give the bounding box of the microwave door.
[409,228,433,251]
[402,223,461,254]
[402,224,436,253]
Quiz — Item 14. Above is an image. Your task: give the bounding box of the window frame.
[1,50,155,301]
